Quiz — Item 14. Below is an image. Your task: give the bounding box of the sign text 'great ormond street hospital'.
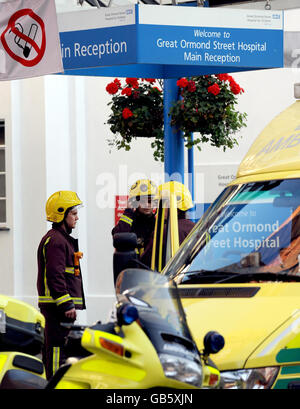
[156,35,267,65]
[57,5,283,78]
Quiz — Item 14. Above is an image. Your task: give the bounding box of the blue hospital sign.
[138,7,283,68]
[58,7,137,70]
[57,4,283,78]
[60,25,136,69]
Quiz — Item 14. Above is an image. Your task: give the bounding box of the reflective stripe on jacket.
[37,225,86,312]
[112,208,156,257]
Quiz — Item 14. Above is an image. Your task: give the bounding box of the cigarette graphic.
[13,23,38,58]
[23,23,38,58]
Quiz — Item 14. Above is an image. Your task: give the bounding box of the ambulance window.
[164,179,300,281]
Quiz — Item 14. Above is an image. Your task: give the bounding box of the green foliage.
[106,78,164,161]
[169,75,247,152]
[105,75,247,162]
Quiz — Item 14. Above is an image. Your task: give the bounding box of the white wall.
[0,82,13,294]
[10,78,47,300]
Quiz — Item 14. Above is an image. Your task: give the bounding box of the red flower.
[187,80,196,92]
[113,78,121,88]
[106,82,119,95]
[145,78,156,84]
[122,108,133,119]
[215,74,244,94]
[207,83,220,96]
[216,73,230,82]
[126,78,139,89]
[121,87,132,96]
[177,78,189,88]
[230,81,243,95]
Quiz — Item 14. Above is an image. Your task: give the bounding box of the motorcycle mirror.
[113,233,139,286]
[203,331,225,355]
[113,232,138,251]
[117,303,139,326]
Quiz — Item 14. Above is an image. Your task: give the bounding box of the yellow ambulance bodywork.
[234,100,300,184]
[182,283,300,389]
[155,101,300,389]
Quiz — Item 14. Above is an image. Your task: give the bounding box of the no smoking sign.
[1,8,46,67]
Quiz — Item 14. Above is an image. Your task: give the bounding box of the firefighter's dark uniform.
[177,218,196,243]
[112,208,156,263]
[140,215,195,268]
[37,224,85,380]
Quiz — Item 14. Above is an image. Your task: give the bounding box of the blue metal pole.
[187,136,194,201]
[188,134,196,222]
[163,79,184,183]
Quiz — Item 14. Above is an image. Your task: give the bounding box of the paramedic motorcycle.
[0,267,223,389]
[47,267,222,389]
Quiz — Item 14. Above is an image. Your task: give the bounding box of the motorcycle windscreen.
[116,268,191,340]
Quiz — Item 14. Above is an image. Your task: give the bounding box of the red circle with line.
[1,8,46,67]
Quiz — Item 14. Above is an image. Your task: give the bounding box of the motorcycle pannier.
[0,295,45,356]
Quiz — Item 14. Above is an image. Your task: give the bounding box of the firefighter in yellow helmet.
[158,181,195,238]
[140,181,195,267]
[112,179,158,273]
[37,191,86,380]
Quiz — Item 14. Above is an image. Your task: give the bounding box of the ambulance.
[154,89,300,389]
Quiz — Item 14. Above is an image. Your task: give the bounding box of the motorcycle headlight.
[221,367,280,389]
[0,309,6,333]
[159,353,202,387]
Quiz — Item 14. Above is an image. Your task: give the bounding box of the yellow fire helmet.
[46,191,82,223]
[128,179,158,206]
[158,181,193,211]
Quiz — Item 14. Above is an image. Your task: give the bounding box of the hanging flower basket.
[105,74,247,162]
[105,78,164,161]
[169,74,247,151]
